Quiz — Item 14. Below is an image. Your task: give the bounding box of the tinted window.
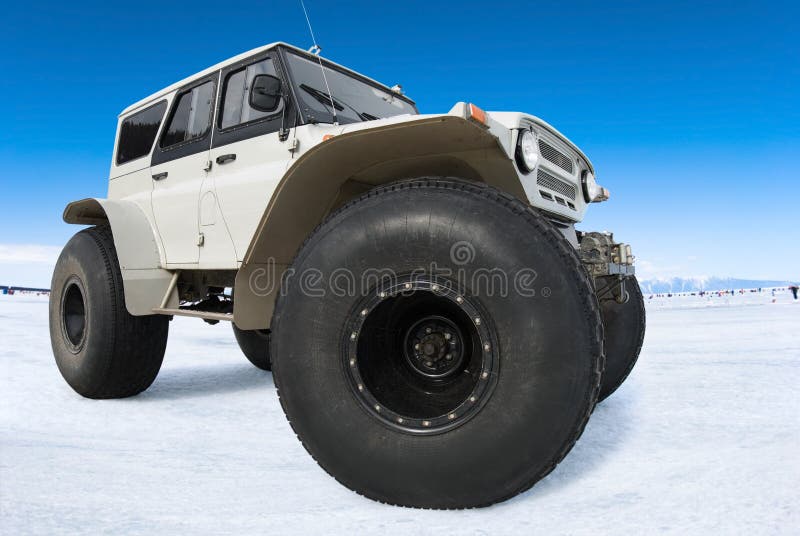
[116,101,167,165]
[220,59,282,129]
[161,81,214,148]
[284,51,417,125]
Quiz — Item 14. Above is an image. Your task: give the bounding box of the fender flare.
[63,198,177,315]
[233,115,525,329]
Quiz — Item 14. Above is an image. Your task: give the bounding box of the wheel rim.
[61,279,87,351]
[343,275,499,435]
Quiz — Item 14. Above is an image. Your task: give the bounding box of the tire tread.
[271,178,604,509]
[54,226,168,399]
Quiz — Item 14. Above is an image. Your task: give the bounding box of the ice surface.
[1,292,798,534]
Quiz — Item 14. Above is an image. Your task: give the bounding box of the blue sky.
[1,0,798,286]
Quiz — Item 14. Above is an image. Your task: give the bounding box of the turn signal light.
[468,103,488,126]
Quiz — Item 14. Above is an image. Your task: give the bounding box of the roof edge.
[119,42,407,117]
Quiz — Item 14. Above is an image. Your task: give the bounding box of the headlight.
[581,170,610,203]
[515,130,537,173]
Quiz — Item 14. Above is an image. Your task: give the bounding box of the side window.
[116,101,167,165]
[220,59,283,130]
[160,81,214,148]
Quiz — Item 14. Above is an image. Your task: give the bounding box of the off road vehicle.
[50,42,644,508]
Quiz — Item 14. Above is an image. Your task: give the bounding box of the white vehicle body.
[63,42,613,328]
[51,44,643,506]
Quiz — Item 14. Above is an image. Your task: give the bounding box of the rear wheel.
[597,275,645,402]
[49,226,169,398]
[272,178,603,508]
[232,325,271,371]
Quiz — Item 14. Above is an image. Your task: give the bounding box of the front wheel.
[271,178,603,508]
[597,276,645,402]
[49,226,169,399]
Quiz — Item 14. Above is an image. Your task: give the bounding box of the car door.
[208,53,294,260]
[150,74,218,265]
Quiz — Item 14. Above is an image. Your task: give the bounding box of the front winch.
[579,231,635,278]
[579,231,636,304]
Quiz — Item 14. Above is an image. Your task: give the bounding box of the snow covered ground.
[1,291,798,534]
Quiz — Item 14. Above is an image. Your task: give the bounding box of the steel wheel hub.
[61,278,87,352]
[405,316,464,378]
[342,275,499,435]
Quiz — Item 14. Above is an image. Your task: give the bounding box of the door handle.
[216,154,236,165]
[152,172,168,181]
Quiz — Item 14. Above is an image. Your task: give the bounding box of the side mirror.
[249,74,282,112]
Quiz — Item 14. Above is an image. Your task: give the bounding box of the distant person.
[790,285,799,300]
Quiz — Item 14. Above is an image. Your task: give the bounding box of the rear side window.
[161,81,214,148]
[116,101,167,165]
[220,59,282,129]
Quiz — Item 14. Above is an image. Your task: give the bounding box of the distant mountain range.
[638,277,794,294]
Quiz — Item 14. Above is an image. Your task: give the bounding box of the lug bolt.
[456,296,464,304]
[484,343,491,351]
[445,354,452,360]
[397,417,404,424]
[350,332,357,340]
[379,291,386,298]
[448,413,456,420]
[425,361,433,367]
[481,371,489,379]
[349,358,355,367]
[374,404,381,411]
[422,420,431,427]
[414,343,420,350]
[444,332,451,340]
[360,309,368,316]
[404,282,412,290]
[474,317,481,325]
[425,327,432,334]
[358,384,364,392]
[469,396,476,402]
[432,284,439,291]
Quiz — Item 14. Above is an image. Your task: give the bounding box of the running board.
[152,308,233,322]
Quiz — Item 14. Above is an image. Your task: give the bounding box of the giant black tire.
[232,325,271,371]
[49,226,169,399]
[271,178,604,509]
[596,276,646,402]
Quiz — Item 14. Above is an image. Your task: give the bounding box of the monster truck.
[50,42,644,508]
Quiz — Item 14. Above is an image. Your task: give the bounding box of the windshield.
[283,51,417,124]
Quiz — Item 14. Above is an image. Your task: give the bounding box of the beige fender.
[233,115,526,329]
[63,198,178,315]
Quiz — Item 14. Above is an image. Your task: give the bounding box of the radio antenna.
[299,0,338,124]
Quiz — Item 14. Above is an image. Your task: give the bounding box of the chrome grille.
[537,169,577,200]
[538,140,574,174]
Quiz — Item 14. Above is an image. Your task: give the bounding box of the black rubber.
[271,178,604,509]
[49,226,169,399]
[232,325,271,371]
[597,276,646,402]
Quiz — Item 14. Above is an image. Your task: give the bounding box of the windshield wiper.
[299,84,379,122]
[300,84,344,111]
